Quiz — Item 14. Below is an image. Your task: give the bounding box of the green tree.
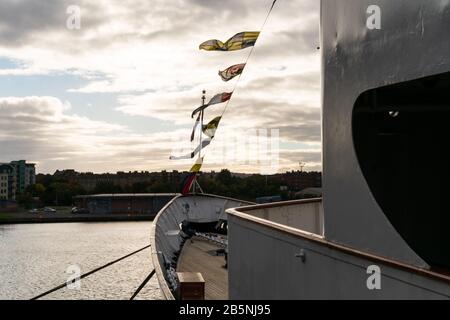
[131,181,151,193]
[25,183,46,197]
[39,182,86,206]
[147,180,173,193]
[16,193,34,209]
[216,169,233,185]
[93,181,123,194]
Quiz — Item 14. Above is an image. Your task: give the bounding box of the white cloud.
[0,96,177,172]
[0,0,322,173]
[0,0,320,93]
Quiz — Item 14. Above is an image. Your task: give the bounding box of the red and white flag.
[191,92,232,118]
[219,63,246,82]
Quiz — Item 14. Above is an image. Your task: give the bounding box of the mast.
[193,90,206,194]
[199,90,206,159]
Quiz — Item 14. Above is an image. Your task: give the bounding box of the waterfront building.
[0,164,16,200]
[0,173,8,200]
[73,193,177,215]
[10,160,36,194]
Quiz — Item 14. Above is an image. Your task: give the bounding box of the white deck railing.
[230,198,324,235]
[226,198,450,299]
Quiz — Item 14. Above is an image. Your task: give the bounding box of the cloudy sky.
[0,0,321,174]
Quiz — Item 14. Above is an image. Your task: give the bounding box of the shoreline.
[0,213,155,225]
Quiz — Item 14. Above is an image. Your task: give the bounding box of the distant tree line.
[197,170,284,202]
[17,169,319,208]
[18,181,87,209]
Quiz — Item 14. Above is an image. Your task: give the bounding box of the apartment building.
[10,160,36,194]
[0,164,16,200]
[0,161,36,200]
[0,172,8,200]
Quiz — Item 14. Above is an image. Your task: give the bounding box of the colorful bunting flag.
[190,113,201,142]
[190,157,203,173]
[181,1,276,190]
[180,157,204,195]
[169,139,211,160]
[202,116,221,139]
[191,92,232,118]
[181,173,196,195]
[199,32,260,51]
[219,63,246,82]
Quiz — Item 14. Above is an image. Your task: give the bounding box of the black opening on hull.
[353,72,450,270]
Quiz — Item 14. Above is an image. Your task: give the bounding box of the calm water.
[0,222,162,300]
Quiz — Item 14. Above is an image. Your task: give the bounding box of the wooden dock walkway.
[177,237,228,300]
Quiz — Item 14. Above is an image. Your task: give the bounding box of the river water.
[0,222,162,300]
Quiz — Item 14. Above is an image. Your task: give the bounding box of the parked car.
[71,207,90,214]
[44,207,56,213]
[28,209,39,214]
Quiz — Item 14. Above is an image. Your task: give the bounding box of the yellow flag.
[190,157,203,173]
[202,116,221,138]
[200,32,260,51]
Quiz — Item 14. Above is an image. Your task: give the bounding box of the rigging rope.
[30,244,151,300]
[220,0,277,118]
[129,269,156,300]
[200,0,278,167]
